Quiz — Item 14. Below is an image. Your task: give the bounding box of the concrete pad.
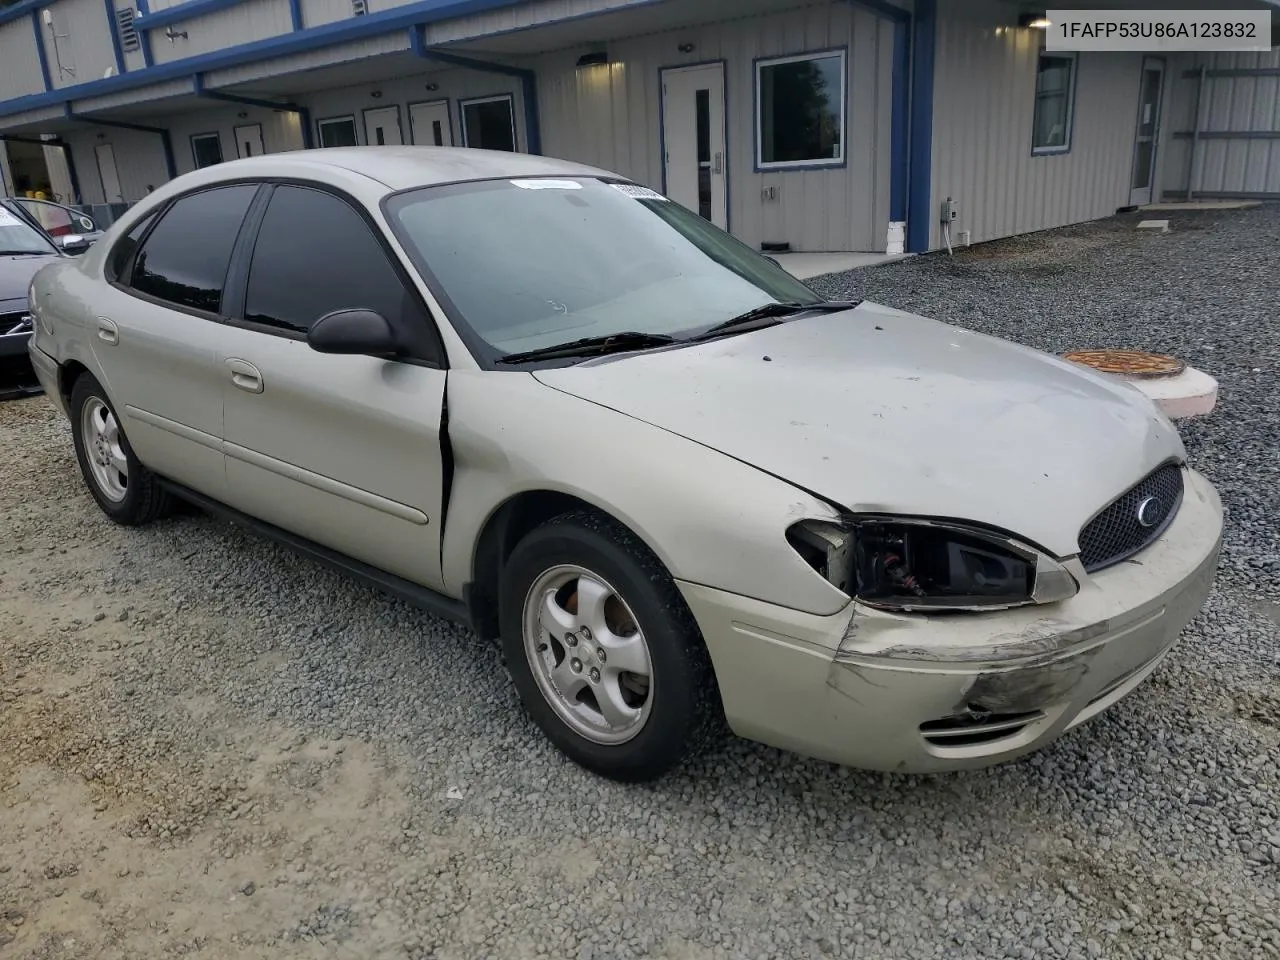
[1137,219,1170,233]
[1141,201,1261,211]
[771,251,913,280]
[1121,366,1219,419]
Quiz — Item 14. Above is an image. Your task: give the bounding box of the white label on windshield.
[0,208,20,227]
[509,179,583,190]
[610,183,668,201]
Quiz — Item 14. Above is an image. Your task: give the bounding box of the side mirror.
[307,309,400,356]
[59,234,90,254]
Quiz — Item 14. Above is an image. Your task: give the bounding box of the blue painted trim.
[193,72,314,148]
[888,19,908,222]
[135,0,264,31]
[134,0,154,66]
[298,106,313,148]
[288,0,302,30]
[409,25,541,154]
[906,0,935,254]
[138,0,520,30]
[104,0,127,76]
[66,109,177,179]
[1030,50,1079,157]
[752,47,849,174]
[0,0,56,28]
[405,97,454,146]
[32,11,53,93]
[0,0,531,119]
[656,59,730,233]
[457,92,517,151]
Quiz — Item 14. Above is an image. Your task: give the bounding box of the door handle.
[713,151,723,175]
[96,317,119,345]
[226,358,264,394]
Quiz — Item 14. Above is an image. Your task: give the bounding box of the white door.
[95,143,122,203]
[233,123,265,158]
[661,63,727,229]
[409,100,453,147]
[1128,59,1165,206]
[363,106,403,147]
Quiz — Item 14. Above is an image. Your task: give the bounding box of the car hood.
[0,253,58,303]
[532,301,1184,556]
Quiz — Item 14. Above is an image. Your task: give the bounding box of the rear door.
[95,184,260,499]
[216,182,449,590]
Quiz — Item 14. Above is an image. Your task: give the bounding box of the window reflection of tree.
[768,59,839,163]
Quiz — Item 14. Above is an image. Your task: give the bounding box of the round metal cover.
[1062,349,1187,379]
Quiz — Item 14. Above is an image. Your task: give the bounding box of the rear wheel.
[499,510,720,782]
[69,373,171,525]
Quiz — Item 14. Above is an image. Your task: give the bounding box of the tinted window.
[19,199,74,236]
[130,185,256,314]
[106,212,156,282]
[243,185,414,335]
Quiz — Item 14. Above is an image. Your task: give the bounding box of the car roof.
[189,147,622,191]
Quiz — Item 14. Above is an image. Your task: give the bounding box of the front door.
[95,143,122,203]
[234,123,265,158]
[1129,59,1165,206]
[217,183,447,590]
[363,106,403,147]
[409,100,453,146]
[661,62,728,228]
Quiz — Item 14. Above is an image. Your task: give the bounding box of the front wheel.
[499,511,720,782]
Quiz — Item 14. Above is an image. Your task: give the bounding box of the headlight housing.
[787,516,1078,612]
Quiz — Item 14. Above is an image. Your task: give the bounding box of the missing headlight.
[787,517,1077,612]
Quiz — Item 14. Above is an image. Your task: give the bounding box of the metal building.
[1,0,1276,257]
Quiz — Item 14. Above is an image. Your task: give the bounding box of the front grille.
[1078,463,1184,572]
[1,311,32,337]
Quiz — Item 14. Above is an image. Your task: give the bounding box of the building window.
[755,50,846,169]
[318,116,359,148]
[190,133,223,169]
[460,95,517,152]
[1032,52,1077,154]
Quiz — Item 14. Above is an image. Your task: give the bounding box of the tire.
[69,372,172,526]
[499,509,721,782]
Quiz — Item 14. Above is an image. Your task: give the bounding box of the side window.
[243,185,418,336]
[20,200,74,236]
[106,211,157,283]
[129,185,257,314]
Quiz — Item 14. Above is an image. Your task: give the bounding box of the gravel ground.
[2,204,1279,960]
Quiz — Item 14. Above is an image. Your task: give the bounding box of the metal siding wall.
[930,0,1143,251]
[1162,49,1280,197]
[73,78,194,111]
[149,0,294,64]
[39,0,119,90]
[0,20,46,102]
[167,106,305,173]
[298,67,525,148]
[427,0,654,44]
[535,2,892,252]
[299,0,355,28]
[206,33,411,86]
[64,127,170,203]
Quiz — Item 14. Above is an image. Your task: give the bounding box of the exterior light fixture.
[677,42,695,53]
[371,90,383,98]
[425,82,439,92]
[1018,13,1051,28]
[575,51,608,68]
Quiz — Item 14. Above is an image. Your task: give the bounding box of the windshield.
[384,177,824,359]
[0,203,57,256]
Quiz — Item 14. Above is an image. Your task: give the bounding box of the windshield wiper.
[690,299,861,342]
[497,331,677,364]
[0,249,47,256]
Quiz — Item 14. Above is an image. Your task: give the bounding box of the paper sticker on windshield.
[610,183,668,201]
[0,208,21,227]
[509,179,583,190]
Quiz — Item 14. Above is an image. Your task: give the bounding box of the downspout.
[64,106,177,181]
[193,74,314,149]
[906,0,936,254]
[408,24,542,155]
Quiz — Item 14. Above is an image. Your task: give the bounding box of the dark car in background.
[0,198,78,394]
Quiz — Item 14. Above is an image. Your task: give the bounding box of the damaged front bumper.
[677,468,1223,773]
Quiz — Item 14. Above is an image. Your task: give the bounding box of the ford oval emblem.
[1136,496,1163,528]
